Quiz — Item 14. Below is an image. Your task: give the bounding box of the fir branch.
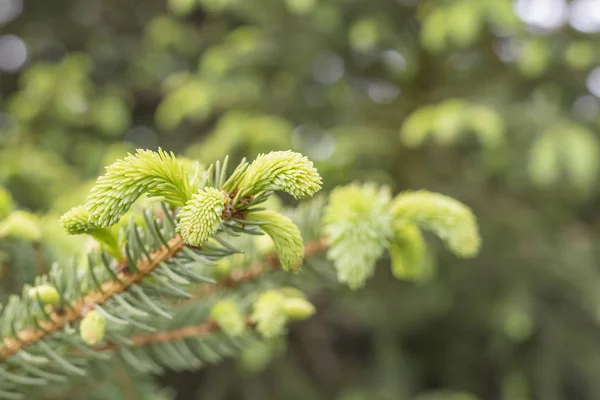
[205,237,328,294]
[88,318,253,353]
[0,235,186,361]
[85,148,194,227]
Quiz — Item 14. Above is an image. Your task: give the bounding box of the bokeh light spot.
[367,81,400,104]
[292,124,336,161]
[572,95,599,121]
[515,0,568,31]
[0,0,22,24]
[586,67,600,98]
[0,35,27,72]
[312,52,344,85]
[569,0,600,33]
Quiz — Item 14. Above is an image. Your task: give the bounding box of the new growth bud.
[235,150,322,199]
[250,290,287,338]
[60,205,122,260]
[246,210,304,273]
[28,284,60,305]
[177,187,227,247]
[391,190,480,258]
[80,310,106,346]
[251,289,315,338]
[210,300,246,337]
[282,298,315,321]
[86,148,194,227]
[324,183,394,289]
[60,206,95,235]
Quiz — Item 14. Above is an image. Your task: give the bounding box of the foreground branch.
[2,237,328,361]
[0,235,186,361]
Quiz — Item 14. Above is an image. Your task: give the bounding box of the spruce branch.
[69,235,329,357]
[0,147,483,400]
[0,235,185,361]
[84,290,314,355]
[85,148,194,227]
[0,150,327,399]
[94,290,319,354]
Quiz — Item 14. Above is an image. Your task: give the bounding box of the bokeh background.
[2,0,600,399]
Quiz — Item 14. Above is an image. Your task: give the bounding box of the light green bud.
[324,183,394,289]
[28,284,60,305]
[391,190,480,258]
[86,148,194,227]
[177,187,227,247]
[236,150,322,199]
[246,210,304,273]
[210,300,246,337]
[282,298,315,321]
[80,310,106,346]
[251,290,287,338]
[278,287,306,300]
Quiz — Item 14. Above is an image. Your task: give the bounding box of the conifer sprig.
[0,235,186,361]
[323,183,394,289]
[230,150,322,202]
[246,210,305,273]
[391,190,480,258]
[60,206,121,259]
[323,183,481,289]
[85,148,194,227]
[0,147,482,400]
[0,150,324,397]
[176,187,228,247]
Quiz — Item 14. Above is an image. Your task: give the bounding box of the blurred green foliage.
[2,0,600,399]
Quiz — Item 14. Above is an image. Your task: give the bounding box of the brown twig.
[204,237,329,295]
[0,235,186,361]
[85,317,254,354]
[91,319,220,353]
